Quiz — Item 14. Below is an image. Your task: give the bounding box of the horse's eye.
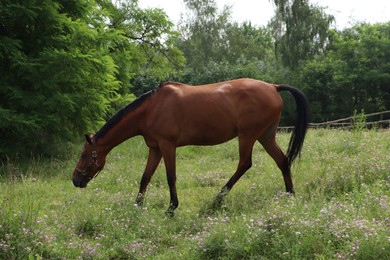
[81,152,87,159]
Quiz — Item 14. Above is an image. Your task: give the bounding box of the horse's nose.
[73,178,80,187]
[72,174,87,188]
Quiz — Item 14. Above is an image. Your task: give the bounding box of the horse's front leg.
[136,147,162,206]
[159,142,178,216]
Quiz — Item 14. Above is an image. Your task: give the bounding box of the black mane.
[94,89,157,140]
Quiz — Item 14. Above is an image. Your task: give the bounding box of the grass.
[0,129,389,259]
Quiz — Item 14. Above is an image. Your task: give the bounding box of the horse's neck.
[97,110,143,154]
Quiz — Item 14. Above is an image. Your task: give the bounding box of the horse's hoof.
[212,194,225,209]
[165,209,175,217]
[135,193,144,206]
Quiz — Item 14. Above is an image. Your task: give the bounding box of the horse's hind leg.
[136,147,162,206]
[259,131,294,193]
[214,137,255,207]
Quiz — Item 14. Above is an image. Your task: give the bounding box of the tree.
[176,0,276,84]
[0,0,121,158]
[269,0,334,68]
[225,22,274,64]
[0,0,186,159]
[333,23,390,113]
[100,0,185,97]
[177,0,232,73]
[299,23,390,121]
[300,53,347,122]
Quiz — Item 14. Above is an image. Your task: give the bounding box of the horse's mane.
[94,81,186,141]
[94,88,159,141]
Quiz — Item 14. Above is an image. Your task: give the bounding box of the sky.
[138,0,390,29]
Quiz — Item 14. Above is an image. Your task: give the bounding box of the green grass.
[1,129,389,259]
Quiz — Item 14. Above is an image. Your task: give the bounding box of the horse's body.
[73,78,309,215]
[142,80,282,147]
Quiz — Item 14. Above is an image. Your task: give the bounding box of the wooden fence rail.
[279,110,390,130]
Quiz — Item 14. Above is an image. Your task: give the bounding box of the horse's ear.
[85,134,93,145]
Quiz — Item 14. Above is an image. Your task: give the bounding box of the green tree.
[0,0,185,159]
[177,0,232,73]
[300,23,390,122]
[300,53,347,122]
[177,0,276,84]
[333,23,390,112]
[100,0,185,97]
[0,0,121,158]
[225,22,274,64]
[269,0,334,68]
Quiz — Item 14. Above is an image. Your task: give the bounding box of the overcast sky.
[138,0,389,29]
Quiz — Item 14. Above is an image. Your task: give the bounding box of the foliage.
[0,0,185,159]
[0,0,121,158]
[300,23,390,122]
[333,23,390,112]
[269,0,335,68]
[0,129,389,259]
[99,0,185,96]
[178,0,233,70]
[176,0,277,84]
[352,109,367,134]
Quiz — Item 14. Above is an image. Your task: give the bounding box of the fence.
[279,110,390,130]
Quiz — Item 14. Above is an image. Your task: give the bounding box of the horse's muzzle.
[72,175,88,188]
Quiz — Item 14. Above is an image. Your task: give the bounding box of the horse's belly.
[177,116,238,146]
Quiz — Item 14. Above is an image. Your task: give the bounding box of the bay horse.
[72,78,309,215]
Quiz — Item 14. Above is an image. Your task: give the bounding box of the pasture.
[0,129,389,259]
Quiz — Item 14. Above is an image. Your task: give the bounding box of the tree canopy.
[300,22,390,122]
[1,0,120,156]
[270,0,334,68]
[176,0,277,84]
[0,0,389,159]
[0,0,183,158]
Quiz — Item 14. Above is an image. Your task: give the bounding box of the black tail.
[277,85,309,166]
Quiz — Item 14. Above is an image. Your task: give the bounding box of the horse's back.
[144,79,283,146]
[157,78,281,108]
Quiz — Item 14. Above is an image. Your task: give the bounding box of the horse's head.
[72,134,105,188]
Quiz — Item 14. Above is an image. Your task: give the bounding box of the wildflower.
[21,228,30,235]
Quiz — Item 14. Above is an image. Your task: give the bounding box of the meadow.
[0,129,389,259]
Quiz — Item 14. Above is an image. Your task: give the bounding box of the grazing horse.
[72,78,309,215]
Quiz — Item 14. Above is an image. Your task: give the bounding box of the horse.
[72,78,309,215]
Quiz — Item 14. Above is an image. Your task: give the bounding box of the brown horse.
[72,78,309,215]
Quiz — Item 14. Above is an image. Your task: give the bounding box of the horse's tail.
[277,85,309,166]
